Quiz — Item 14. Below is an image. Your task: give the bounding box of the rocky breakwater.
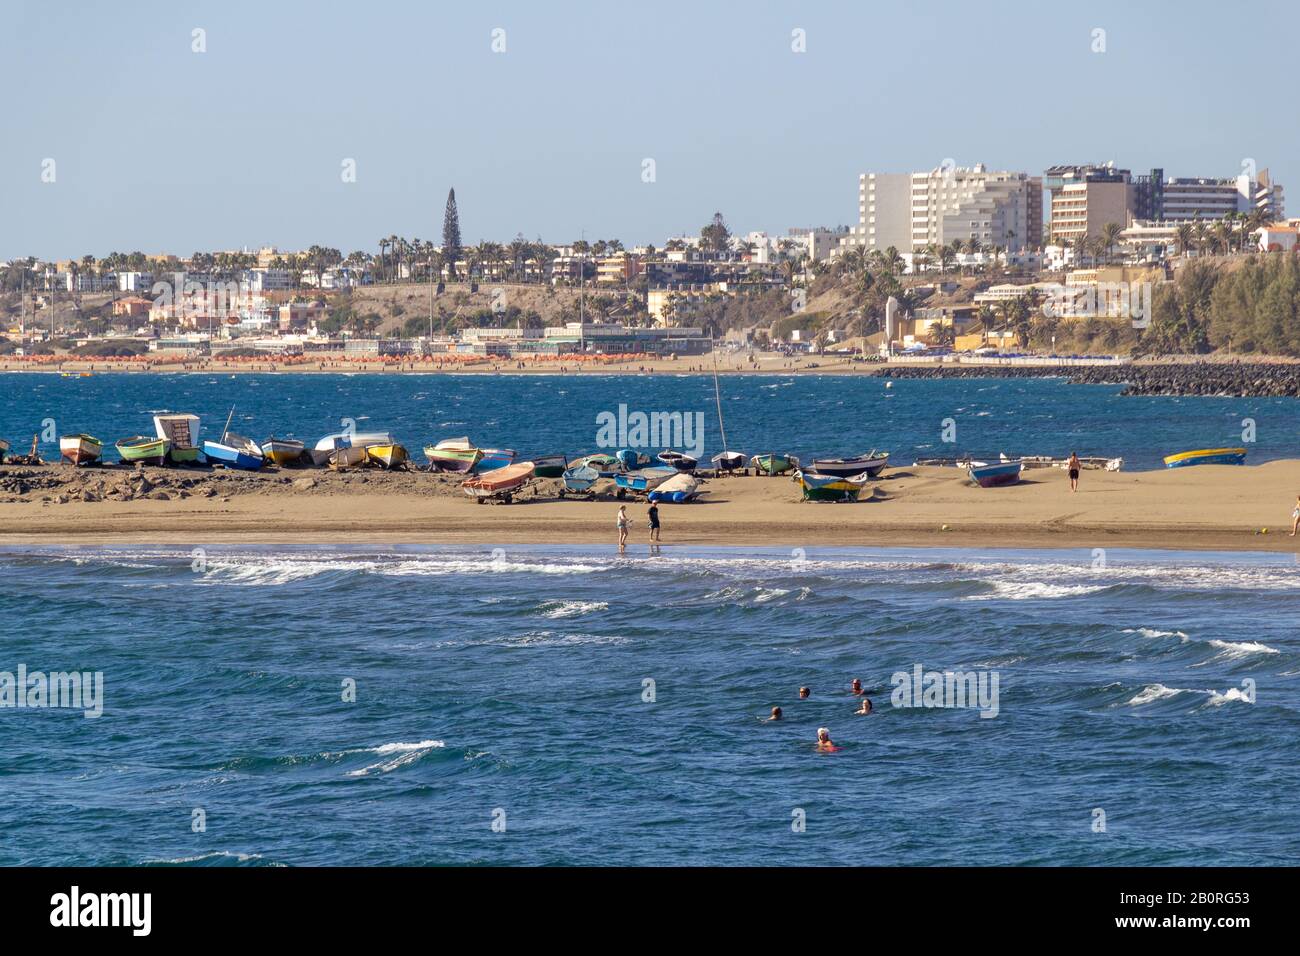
[876,362,1300,397]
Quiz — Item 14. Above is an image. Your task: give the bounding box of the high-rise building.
[845,165,1041,254]
[1044,164,1135,244]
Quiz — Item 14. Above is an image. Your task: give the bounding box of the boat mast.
[220,406,235,444]
[710,334,728,455]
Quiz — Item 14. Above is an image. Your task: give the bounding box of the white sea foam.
[341,739,446,777]
[492,630,628,648]
[1127,683,1185,705]
[537,600,609,619]
[966,580,1106,601]
[1206,639,1279,657]
[1126,684,1253,707]
[142,850,271,865]
[1122,627,1189,639]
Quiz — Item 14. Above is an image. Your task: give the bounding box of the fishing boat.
[261,438,306,466]
[615,466,678,494]
[798,470,871,502]
[366,443,409,469]
[711,451,748,474]
[967,460,1023,487]
[309,430,394,466]
[571,453,621,476]
[1162,447,1247,469]
[424,437,483,473]
[153,414,202,464]
[474,448,518,472]
[59,434,103,466]
[115,435,171,466]
[615,449,651,471]
[648,472,699,503]
[751,453,800,476]
[811,452,889,479]
[329,445,370,471]
[657,450,698,473]
[560,463,601,495]
[462,460,536,503]
[203,433,264,471]
[530,454,568,478]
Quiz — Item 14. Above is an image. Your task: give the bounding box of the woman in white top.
[617,505,629,550]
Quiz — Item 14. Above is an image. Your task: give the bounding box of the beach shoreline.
[4,461,1297,554]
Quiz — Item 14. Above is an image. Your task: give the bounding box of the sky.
[2,0,1297,261]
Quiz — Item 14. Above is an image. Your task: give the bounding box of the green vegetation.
[1144,257,1300,355]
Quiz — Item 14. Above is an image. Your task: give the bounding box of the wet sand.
[2,460,1298,554]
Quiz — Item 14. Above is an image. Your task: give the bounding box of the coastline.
[3,461,1298,553]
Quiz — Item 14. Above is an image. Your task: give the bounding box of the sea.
[1,373,1297,866]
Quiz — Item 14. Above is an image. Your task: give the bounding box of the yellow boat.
[261,438,305,465]
[1162,447,1247,469]
[366,443,409,469]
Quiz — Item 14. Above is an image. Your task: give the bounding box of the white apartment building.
[1160,170,1285,222]
[845,165,1041,254]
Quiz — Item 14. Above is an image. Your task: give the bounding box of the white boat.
[153,414,202,464]
[310,430,394,465]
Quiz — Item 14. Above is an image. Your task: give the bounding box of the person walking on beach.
[1291,495,1300,536]
[616,505,629,551]
[1067,452,1081,493]
[647,502,661,542]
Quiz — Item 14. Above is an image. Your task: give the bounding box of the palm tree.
[1175,223,1195,259]
[977,303,996,348]
[1100,222,1124,264]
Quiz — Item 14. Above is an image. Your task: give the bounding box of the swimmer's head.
[817,727,830,741]
[799,687,810,699]
[770,706,782,720]
[851,678,862,692]
[860,697,873,713]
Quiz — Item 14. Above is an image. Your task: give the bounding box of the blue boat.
[967,460,1022,488]
[647,473,699,503]
[203,432,265,471]
[1162,447,1247,468]
[561,464,601,494]
[474,448,517,472]
[615,466,677,493]
[615,449,651,471]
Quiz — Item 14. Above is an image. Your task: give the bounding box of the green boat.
[115,435,171,466]
[531,454,569,478]
[424,438,483,473]
[799,470,870,502]
[752,452,800,476]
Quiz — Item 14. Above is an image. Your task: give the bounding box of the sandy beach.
[2,459,1297,553]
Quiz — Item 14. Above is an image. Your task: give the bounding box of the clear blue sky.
[2,0,1296,260]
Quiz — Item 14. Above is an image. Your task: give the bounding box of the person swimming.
[768,706,782,721]
[799,686,811,700]
[816,727,836,751]
[850,678,863,696]
[856,697,873,715]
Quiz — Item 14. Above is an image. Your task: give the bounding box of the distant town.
[3,161,1299,365]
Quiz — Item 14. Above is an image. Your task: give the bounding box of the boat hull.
[462,461,535,499]
[366,444,409,469]
[799,470,869,502]
[1163,448,1247,468]
[967,461,1023,487]
[261,440,305,465]
[202,441,263,471]
[657,451,698,473]
[474,449,517,472]
[531,455,568,478]
[115,437,171,466]
[812,454,889,478]
[648,473,699,503]
[424,446,482,472]
[615,467,677,493]
[60,435,103,466]
[329,445,370,471]
[752,453,798,476]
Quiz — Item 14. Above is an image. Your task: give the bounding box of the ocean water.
[1,544,1297,866]
[2,371,1296,469]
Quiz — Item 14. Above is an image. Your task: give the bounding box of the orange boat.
[462,461,536,503]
